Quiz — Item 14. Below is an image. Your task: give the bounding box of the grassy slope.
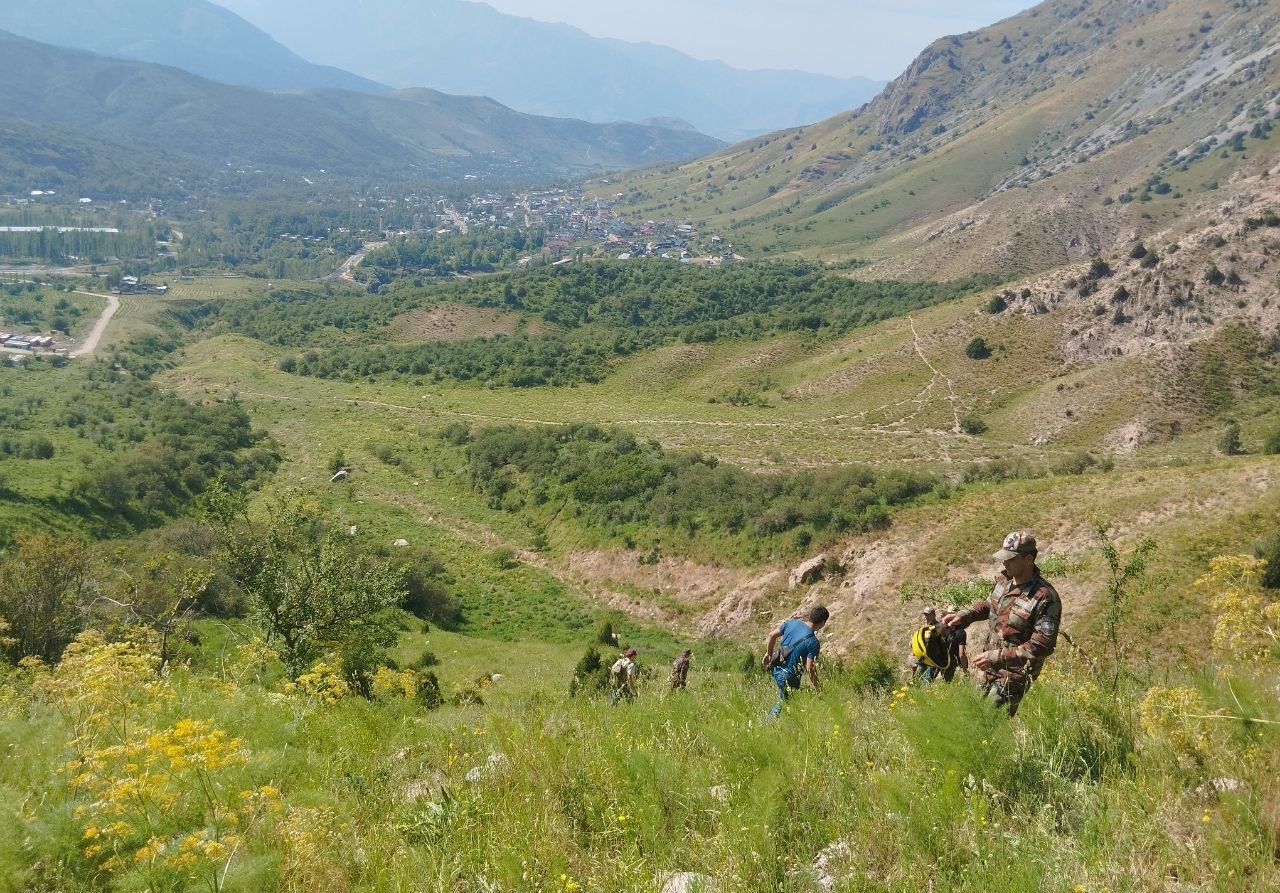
[160,264,1280,655]
[596,0,1280,277]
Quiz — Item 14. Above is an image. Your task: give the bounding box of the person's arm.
[763,627,783,663]
[806,656,822,694]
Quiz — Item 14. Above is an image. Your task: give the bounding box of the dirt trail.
[70,290,120,357]
[908,315,963,434]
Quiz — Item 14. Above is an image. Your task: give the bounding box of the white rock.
[811,839,853,892]
[659,873,714,893]
[393,538,410,548]
[465,752,509,784]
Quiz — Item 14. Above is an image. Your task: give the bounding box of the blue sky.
[481,0,1034,79]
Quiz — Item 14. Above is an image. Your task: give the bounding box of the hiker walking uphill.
[762,606,828,719]
[942,531,1061,716]
[609,648,639,705]
[669,649,692,691]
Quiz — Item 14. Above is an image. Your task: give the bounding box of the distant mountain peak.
[214,0,885,138]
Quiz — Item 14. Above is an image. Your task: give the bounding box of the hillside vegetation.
[601,0,1279,278]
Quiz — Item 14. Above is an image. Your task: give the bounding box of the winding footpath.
[70,290,120,358]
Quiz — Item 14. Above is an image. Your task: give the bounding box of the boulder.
[393,538,410,548]
[788,553,829,589]
[329,469,350,483]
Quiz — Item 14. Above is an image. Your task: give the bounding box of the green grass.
[2,632,1275,893]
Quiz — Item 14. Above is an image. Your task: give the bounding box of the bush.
[986,294,1007,314]
[845,649,897,694]
[1218,421,1244,456]
[1205,264,1226,286]
[1262,424,1280,455]
[1051,451,1097,476]
[960,415,988,435]
[965,337,992,360]
[595,620,618,646]
[569,645,609,696]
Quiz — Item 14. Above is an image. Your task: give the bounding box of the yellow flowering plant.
[67,718,250,892]
[1196,555,1278,662]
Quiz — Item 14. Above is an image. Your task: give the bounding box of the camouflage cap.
[994,530,1037,561]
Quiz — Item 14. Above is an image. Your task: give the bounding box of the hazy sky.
[480,0,1033,80]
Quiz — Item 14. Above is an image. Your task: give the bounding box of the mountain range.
[212,0,885,141]
[0,0,389,96]
[0,30,722,195]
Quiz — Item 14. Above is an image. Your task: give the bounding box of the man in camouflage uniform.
[669,649,692,691]
[942,531,1061,716]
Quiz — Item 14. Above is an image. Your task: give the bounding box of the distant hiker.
[942,531,1061,716]
[609,647,639,705]
[911,608,967,683]
[669,649,692,691]
[762,605,829,719]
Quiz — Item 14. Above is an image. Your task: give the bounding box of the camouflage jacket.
[669,656,690,687]
[955,571,1061,686]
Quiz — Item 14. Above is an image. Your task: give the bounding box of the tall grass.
[1,633,1275,893]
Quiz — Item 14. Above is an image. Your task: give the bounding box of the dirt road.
[70,290,120,357]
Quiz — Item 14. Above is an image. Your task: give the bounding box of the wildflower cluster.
[1138,686,1217,764]
[284,658,348,704]
[1195,555,1278,662]
[371,665,423,701]
[67,718,250,888]
[33,630,168,742]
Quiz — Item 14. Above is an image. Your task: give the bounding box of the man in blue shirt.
[762,605,829,718]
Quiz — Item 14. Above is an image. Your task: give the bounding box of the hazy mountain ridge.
[0,0,389,95]
[213,0,884,140]
[607,0,1280,279]
[0,30,722,194]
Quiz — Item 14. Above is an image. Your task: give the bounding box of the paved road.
[71,290,120,357]
[328,240,387,283]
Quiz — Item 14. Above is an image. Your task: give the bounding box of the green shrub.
[1263,424,1280,455]
[965,337,991,360]
[1217,421,1244,456]
[960,414,988,435]
[845,649,897,694]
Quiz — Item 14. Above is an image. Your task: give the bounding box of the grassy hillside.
[1,600,1276,892]
[597,0,1280,279]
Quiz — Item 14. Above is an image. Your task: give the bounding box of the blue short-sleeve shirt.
[778,618,821,676]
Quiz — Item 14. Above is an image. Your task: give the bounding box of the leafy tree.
[1217,421,1244,456]
[1095,523,1156,693]
[0,532,95,663]
[203,486,406,679]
